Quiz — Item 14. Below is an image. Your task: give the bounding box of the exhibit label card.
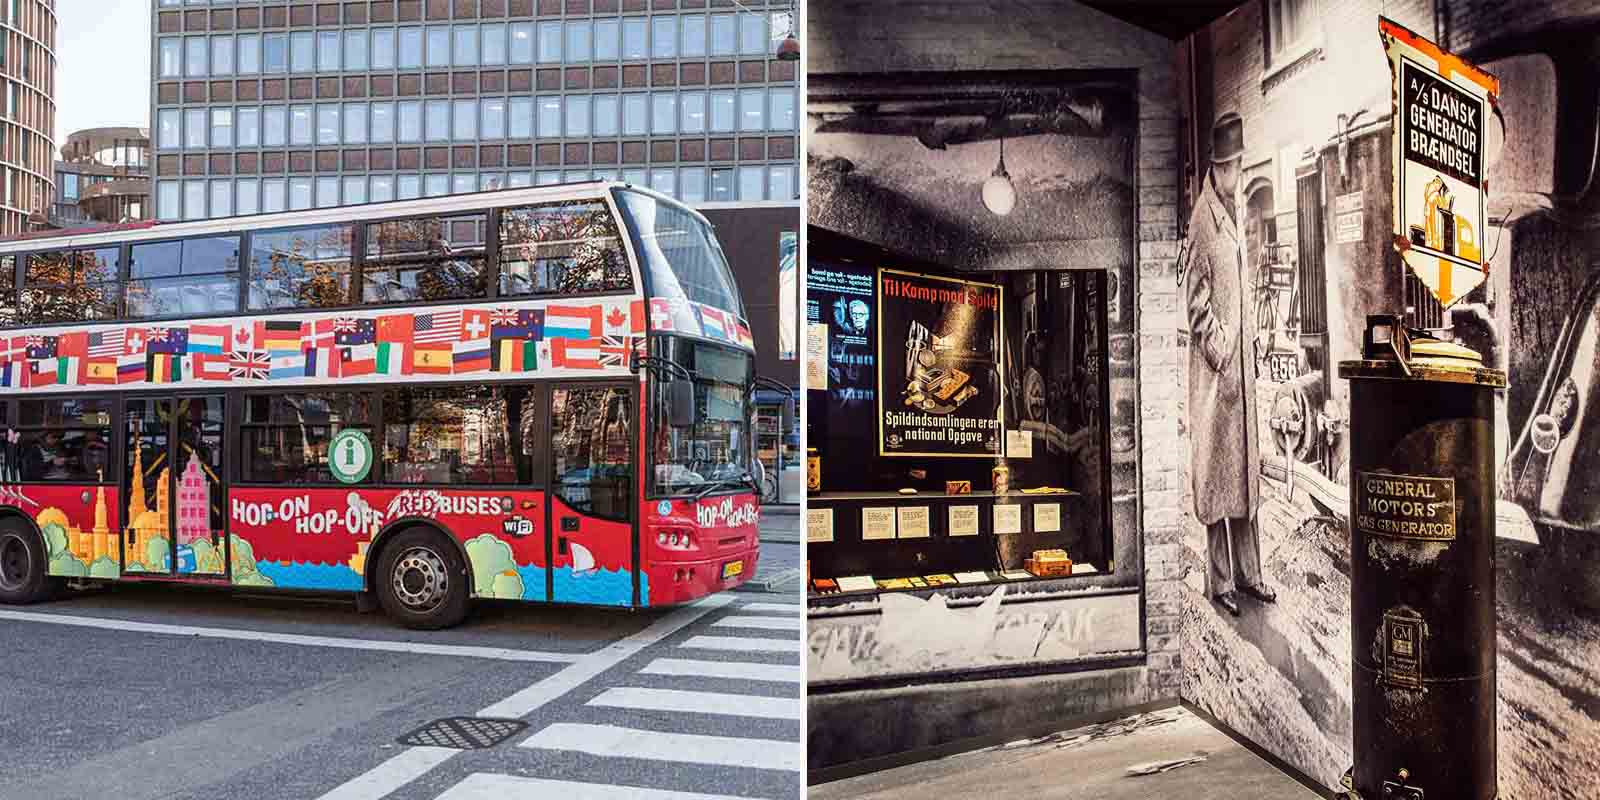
[953,571,990,584]
[862,507,897,540]
[994,503,1023,534]
[948,505,980,537]
[807,508,835,543]
[1034,502,1062,533]
[837,575,877,592]
[898,506,931,538]
[806,322,829,389]
[1006,429,1033,459]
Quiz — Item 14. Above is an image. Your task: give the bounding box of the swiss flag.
[460,309,490,342]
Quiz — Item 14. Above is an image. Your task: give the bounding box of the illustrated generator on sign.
[1381,17,1501,309]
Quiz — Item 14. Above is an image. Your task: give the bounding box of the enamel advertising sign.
[1381,16,1500,309]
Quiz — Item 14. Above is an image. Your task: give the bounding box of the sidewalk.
[734,509,803,595]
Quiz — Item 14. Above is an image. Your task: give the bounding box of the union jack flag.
[228,350,270,380]
[489,308,520,326]
[332,317,359,333]
[598,336,632,368]
[148,327,170,342]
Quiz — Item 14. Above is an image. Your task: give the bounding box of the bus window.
[551,386,632,518]
[21,248,120,324]
[614,188,743,320]
[364,212,489,302]
[497,200,632,296]
[127,235,242,318]
[247,223,357,310]
[0,255,15,326]
[381,385,530,485]
[15,398,114,482]
[240,392,373,484]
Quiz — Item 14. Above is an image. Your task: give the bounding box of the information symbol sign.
[329,429,373,484]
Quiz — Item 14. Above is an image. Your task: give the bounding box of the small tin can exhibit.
[806,448,821,494]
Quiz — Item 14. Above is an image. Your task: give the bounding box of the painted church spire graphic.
[176,453,210,545]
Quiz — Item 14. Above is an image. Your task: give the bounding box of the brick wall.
[808,0,1187,703]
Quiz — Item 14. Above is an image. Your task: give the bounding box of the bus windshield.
[614,189,745,321]
[650,336,755,497]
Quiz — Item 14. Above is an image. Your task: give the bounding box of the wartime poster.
[1382,16,1499,308]
[876,268,1004,457]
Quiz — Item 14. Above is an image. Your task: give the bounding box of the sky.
[54,1,151,155]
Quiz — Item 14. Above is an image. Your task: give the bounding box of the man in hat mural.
[1182,112,1276,616]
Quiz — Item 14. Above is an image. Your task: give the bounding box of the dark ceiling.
[1080,0,1250,39]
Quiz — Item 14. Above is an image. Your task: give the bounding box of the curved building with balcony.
[0,0,56,233]
[51,126,151,227]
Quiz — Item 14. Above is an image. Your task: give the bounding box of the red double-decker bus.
[0,183,761,628]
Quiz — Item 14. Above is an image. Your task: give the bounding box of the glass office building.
[150,0,798,221]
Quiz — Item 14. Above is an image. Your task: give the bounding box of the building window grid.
[152,8,796,219]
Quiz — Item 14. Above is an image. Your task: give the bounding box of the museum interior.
[804,1,1600,798]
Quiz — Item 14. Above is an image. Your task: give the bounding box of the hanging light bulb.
[982,136,1016,216]
[775,3,800,61]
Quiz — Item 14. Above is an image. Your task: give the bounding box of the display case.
[805,228,1115,603]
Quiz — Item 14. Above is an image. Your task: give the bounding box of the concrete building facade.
[1,0,56,233]
[149,0,799,221]
[51,126,151,228]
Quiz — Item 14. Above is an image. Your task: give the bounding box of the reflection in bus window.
[364,213,489,302]
[551,386,632,518]
[497,201,632,296]
[648,338,754,497]
[240,392,373,484]
[381,385,537,484]
[0,256,16,326]
[127,235,242,318]
[247,223,357,310]
[15,398,114,482]
[22,248,120,324]
[614,189,742,319]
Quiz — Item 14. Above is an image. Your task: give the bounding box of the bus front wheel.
[376,528,470,630]
[0,519,57,605]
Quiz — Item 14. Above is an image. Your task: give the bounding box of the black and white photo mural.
[1175,0,1600,795]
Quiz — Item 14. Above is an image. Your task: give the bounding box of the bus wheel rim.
[0,533,32,591]
[393,546,449,612]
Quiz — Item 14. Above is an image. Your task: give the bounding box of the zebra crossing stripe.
[710,615,802,631]
[520,722,801,771]
[588,687,801,719]
[434,774,753,800]
[639,657,801,683]
[680,635,797,654]
[738,602,798,614]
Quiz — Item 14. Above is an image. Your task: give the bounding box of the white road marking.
[738,602,798,614]
[0,609,580,663]
[710,615,802,631]
[312,594,734,800]
[436,774,752,800]
[588,687,801,719]
[315,747,458,800]
[680,635,798,654]
[639,657,801,683]
[520,722,800,771]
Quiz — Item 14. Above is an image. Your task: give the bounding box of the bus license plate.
[722,560,744,580]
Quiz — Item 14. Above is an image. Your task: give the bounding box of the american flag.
[414,310,463,344]
[88,330,126,358]
[228,350,270,380]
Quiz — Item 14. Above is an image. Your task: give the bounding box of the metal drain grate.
[397,717,529,749]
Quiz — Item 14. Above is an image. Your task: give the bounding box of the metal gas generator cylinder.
[1337,315,1506,800]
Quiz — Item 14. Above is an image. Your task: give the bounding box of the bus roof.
[0,181,714,253]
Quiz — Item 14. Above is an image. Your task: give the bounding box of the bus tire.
[0,518,57,605]
[375,527,470,630]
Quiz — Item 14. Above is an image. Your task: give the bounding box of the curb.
[761,533,802,545]
[733,567,804,594]
[762,506,801,517]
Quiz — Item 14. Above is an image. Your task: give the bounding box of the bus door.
[121,395,228,578]
[547,383,637,607]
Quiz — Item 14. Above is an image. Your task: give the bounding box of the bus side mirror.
[669,380,695,428]
[782,400,796,431]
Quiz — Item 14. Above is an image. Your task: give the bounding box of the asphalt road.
[0,542,801,800]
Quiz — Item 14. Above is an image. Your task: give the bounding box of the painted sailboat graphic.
[570,541,597,576]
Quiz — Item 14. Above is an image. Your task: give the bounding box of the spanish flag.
[412,343,453,374]
[84,358,118,385]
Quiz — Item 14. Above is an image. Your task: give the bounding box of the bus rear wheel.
[376,528,469,630]
[0,519,57,605]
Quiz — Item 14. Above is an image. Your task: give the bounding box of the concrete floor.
[811,705,1322,800]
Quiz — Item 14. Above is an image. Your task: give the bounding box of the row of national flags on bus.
[0,299,685,388]
[0,297,755,390]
